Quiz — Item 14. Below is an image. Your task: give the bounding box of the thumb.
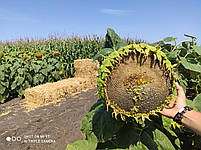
[175,82,185,99]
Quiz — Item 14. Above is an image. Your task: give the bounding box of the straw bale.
[74,59,99,78]
[24,59,99,110]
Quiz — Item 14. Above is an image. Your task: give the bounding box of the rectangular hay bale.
[24,77,96,110]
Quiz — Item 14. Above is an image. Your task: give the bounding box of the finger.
[165,102,175,109]
[160,108,171,117]
[171,97,176,103]
[175,82,185,98]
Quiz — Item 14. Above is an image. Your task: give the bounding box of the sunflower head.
[18,50,25,55]
[97,43,176,122]
[24,54,28,60]
[35,52,43,59]
[0,52,4,58]
[53,52,60,57]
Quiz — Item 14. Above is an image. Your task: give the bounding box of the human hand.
[160,82,186,118]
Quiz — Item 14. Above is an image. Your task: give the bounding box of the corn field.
[0,35,105,103]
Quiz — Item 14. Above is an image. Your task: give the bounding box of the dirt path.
[0,88,98,150]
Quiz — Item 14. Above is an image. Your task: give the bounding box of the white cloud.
[99,9,134,16]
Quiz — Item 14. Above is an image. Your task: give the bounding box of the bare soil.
[0,88,98,150]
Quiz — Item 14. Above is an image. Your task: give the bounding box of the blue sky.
[0,0,201,44]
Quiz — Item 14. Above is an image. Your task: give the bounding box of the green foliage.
[0,52,63,103]
[67,100,182,150]
[92,106,124,143]
[93,28,127,62]
[66,101,102,150]
[152,34,201,149]
[80,100,103,140]
[163,37,177,43]
[184,34,197,41]
[69,98,201,149]
[93,48,114,61]
[153,34,201,100]
[190,94,201,112]
[93,28,147,64]
[0,36,104,103]
[104,28,128,50]
[66,140,97,150]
